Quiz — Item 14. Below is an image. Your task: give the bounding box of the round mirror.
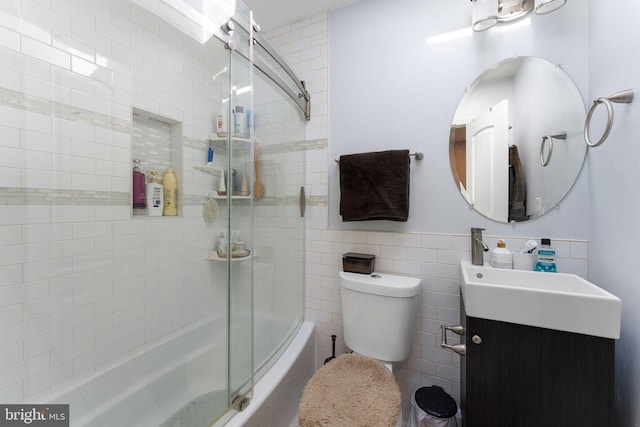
[449,57,586,223]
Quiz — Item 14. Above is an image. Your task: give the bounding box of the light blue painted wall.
[328,0,590,238]
[588,1,640,425]
[329,0,639,424]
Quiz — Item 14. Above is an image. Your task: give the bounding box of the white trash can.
[408,386,458,427]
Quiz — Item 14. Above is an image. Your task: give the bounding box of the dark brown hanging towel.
[508,145,529,222]
[339,150,410,222]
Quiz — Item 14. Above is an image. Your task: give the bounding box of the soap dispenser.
[491,239,513,269]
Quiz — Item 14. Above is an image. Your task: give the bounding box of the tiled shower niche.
[131,108,183,217]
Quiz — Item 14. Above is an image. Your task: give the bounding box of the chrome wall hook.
[584,89,634,148]
[540,131,566,167]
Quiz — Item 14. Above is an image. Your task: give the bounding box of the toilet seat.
[298,353,401,427]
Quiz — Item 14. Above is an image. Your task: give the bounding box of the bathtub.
[45,316,315,427]
[221,320,315,427]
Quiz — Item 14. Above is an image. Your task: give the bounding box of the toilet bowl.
[299,271,421,426]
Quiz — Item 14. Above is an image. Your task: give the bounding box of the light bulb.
[535,0,567,15]
[472,0,499,32]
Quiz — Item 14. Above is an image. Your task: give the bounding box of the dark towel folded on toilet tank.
[339,149,410,222]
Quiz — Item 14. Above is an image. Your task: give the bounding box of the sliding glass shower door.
[225,15,254,410]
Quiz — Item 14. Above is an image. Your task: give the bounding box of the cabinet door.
[464,316,614,427]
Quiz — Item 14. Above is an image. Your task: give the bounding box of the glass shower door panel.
[252,67,306,378]
[227,28,254,407]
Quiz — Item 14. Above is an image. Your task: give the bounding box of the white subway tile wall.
[267,12,590,418]
[0,0,233,402]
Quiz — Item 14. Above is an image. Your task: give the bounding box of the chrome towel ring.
[584,89,634,147]
[540,132,567,167]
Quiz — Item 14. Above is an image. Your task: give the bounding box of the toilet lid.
[298,353,400,427]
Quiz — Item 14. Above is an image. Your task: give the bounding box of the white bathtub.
[46,316,315,427]
[221,320,315,427]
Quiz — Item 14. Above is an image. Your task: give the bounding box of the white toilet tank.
[340,271,421,362]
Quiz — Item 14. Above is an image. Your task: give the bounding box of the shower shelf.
[211,194,252,200]
[193,165,221,175]
[207,251,251,261]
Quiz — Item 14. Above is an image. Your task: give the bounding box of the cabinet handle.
[440,324,466,356]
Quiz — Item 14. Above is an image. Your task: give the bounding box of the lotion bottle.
[216,109,227,137]
[234,106,246,136]
[162,168,177,216]
[145,171,164,217]
[132,159,146,215]
[217,170,227,196]
[491,239,513,269]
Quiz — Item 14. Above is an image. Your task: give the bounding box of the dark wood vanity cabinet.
[461,301,615,427]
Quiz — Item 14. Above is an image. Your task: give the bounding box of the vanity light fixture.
[471,0,567,32]
[472,0,499,32]
[535,0,567,15]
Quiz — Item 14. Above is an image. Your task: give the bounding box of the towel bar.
[335,151,424,163]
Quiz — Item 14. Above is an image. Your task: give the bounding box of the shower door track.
[224,18,311,121]
[252,31,311,121]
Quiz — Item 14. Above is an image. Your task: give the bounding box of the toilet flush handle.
[440,324,466,356]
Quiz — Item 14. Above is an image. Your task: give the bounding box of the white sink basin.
[460,261,621,339]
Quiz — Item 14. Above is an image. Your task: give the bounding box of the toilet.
[298,271,421,427]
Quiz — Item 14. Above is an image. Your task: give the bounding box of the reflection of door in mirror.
[466,100,509,223]
[450,126,466,189]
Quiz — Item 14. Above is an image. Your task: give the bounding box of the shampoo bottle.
[162,168,177,216]
[146,171,164,217]
[217,170,227,196]
[491,239,513,269]
[234,106,246,136]
[132,159,146,215]
[535,238,557,273]
[216,109,227,137]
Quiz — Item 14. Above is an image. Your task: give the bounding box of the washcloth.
[508,145,529,222]
[339,150,410,222]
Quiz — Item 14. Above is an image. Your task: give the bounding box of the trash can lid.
[415,385,458,419]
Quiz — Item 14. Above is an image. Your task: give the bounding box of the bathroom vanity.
[460,300,614,427]
[447,262,621,427]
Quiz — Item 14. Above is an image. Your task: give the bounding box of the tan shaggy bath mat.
[298,353,400,427]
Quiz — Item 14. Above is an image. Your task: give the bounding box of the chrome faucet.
[471,227,489,265]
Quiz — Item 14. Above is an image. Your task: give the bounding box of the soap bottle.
[145,170,164,217]
[491,239,513,269]
[216,232,227,258]
[216,109,227,137]
[207,140,214,164]
[162,168,177,216]
[234,106,246,136]
[217,170,227,196]
[535,238,557,273]
[132,159,146,215]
